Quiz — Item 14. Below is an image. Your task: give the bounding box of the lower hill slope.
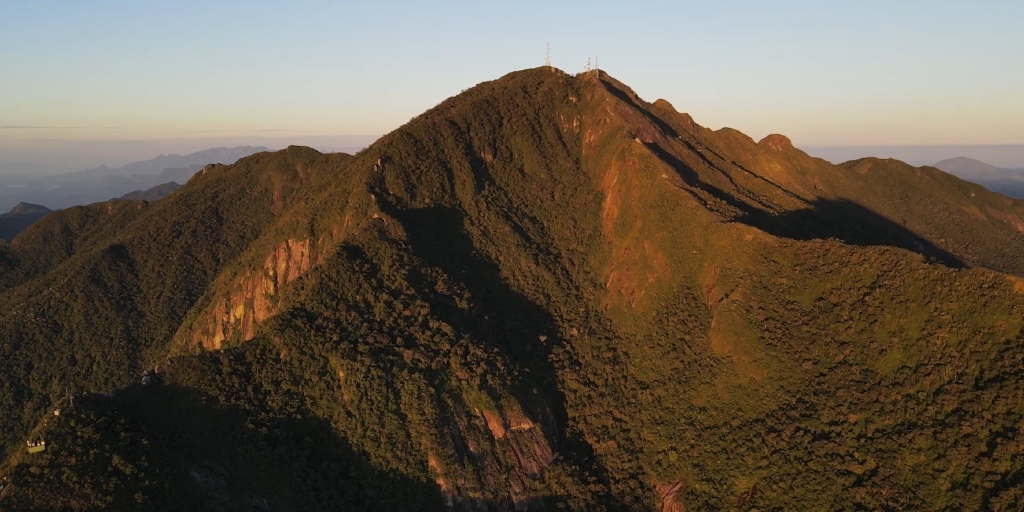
[2,68,1024,511]
[0,147,351,453]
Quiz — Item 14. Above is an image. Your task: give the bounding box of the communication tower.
[545,43,552,69]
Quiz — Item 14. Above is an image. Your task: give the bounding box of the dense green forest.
[3,68,1024,511]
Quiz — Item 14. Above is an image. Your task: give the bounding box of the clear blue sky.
[1,0,1022,173]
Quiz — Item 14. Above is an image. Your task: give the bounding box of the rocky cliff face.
[425,398,556,511]
[191,237,315,349]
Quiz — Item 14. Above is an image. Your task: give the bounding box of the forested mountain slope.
[2,68,1024,511]
[0,148,347,444]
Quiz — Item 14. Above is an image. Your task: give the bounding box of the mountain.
[117,181,183,201]
[4,203,50,215]
[2,68,1024,511]
[933,157,1024,199]
[805,145,1024,170]
[0,146,267,212]
[0,202,52,242]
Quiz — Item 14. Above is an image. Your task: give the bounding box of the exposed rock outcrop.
[758,133,793,152]
[657,480,686,512]
[430,396,555,511]
[192,237,314,349]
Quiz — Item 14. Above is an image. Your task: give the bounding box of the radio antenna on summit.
[594,55,599,75]
[545,43,552,69]
[584,57,591,73]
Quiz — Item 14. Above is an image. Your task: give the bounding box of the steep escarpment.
[3,68,1024,511]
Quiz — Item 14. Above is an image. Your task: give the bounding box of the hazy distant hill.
[2,69,1024,511]
[806,145,1024,170]
[0,146,267,212]
[0,203,51,242]
[68,146,269,180]
[117,181,182,201]
[932,157,1024,199]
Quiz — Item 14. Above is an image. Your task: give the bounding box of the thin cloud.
[256,129,288,132]
[2,125,86,129]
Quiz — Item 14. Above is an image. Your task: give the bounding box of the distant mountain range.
[931,157,1024,199]
[0,146,267,212]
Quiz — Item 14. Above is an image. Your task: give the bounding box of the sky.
[1,0,1022,174]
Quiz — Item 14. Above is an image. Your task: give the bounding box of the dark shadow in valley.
[389,205,629,510]
[742,199,966,267]
[9,361,596,511]
[644,140,966,268]
[57,382,449,512]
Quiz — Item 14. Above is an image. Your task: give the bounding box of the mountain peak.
[6,202,51,216]
[759,133,794,152]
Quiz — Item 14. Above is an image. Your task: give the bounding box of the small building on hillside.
[26,439,46,454]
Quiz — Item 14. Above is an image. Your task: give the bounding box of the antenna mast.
[545,43,552,69]
[584,57,591,73]
[594,55,599,75]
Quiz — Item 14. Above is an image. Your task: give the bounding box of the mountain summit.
[2,68,1024,510]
